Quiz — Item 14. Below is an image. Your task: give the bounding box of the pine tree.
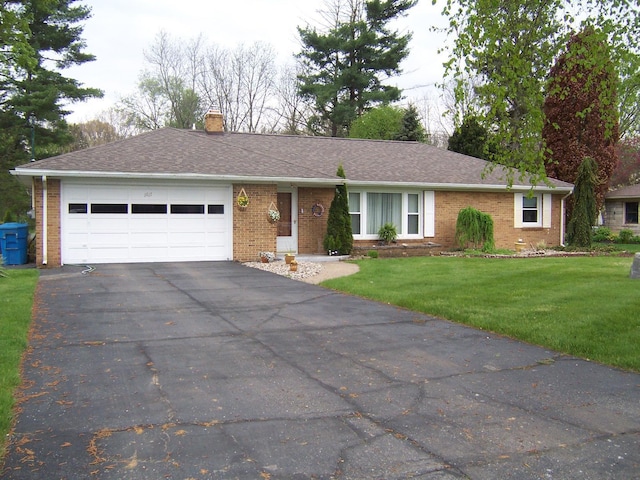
[0,0,101,218]
[567,157,598,247]
[297,0,416,136]
[448,116,490,159]
[323,165,353,255]
[394,104,426,142]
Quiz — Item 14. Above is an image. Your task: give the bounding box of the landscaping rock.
[631,252,640,279]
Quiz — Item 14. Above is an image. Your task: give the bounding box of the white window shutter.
[424,191,435,237]
[514,193,523,228]
[543,194,552,228]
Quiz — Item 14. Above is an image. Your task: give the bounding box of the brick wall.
[433,191,564,249]
[232,184,278,262]
[33,177,62,267]
[297,187,334,254]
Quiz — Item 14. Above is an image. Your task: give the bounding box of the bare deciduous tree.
[200,42,276,132]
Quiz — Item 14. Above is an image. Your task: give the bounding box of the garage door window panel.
[171,204,205,214]
[68,203,87,214]
[91,204,128,214]
[208,204,224,214]
[132,204,167,214]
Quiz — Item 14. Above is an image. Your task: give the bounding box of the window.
[170,204,204,214]
[625,202,639,224]
[208,204,224,214]
[515,193,551,229]
[349,192,361,235]
[68,203,87,214]
[91,203,128,214]
[367,193,402,235]
[350,191,424,239]
[407,194,420,234]
[522,196,539,223]
[132,204,167,214]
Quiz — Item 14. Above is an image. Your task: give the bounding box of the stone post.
[630,252,640,279]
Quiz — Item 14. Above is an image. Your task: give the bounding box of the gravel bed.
[243,260,323,281]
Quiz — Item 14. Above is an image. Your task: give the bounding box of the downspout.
[560,191,572,247]
[42,175,48,265]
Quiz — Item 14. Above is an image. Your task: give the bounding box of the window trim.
[625,201,639,224]
[350,190,424,240]
[514,193,549,228]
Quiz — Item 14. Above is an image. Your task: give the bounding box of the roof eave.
[11,168,343,187]
[11,168,573,193]
[345,180,573,193]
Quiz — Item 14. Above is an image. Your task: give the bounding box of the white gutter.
[10,169,343,187]
[42,175,48,265]
[346,180,572,194]
[11,169,573,194]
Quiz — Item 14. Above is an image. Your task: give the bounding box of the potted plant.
[259,251,275,263]
[284,252,295,264]
[267,201,280,223]
[237,188,249,210]
[289,259,298,272]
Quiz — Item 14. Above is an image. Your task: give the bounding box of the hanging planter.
[267,201,280,223]
[237,188,249,210]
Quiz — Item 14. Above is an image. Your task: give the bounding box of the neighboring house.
[12,111,573,267]
[603,184,640,235]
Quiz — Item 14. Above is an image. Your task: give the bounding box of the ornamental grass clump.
[455,206,495,252]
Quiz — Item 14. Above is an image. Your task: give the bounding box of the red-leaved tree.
[543,27,619,215]
[611,137,640,187]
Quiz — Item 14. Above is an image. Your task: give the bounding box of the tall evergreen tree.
[0,0,101,218]
[297,0,416,137]
[543,27,619,216]
[447,115,490,159]
[323,165,353,255]
[566,157,598,247]
[394,104,426,142]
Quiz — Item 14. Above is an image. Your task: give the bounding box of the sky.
[66,0,451,127]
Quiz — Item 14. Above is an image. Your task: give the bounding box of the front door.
[276,189,297,253]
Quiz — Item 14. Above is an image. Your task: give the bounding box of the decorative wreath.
[311,203,325,217]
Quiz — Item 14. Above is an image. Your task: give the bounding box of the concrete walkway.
[2,262,639,479]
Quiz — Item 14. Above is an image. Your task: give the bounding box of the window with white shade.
[349,191,425,240]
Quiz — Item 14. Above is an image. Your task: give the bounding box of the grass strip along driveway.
[324,255,640,372]
[0,269,38,459]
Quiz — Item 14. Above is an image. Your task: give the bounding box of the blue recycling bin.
[0,223,29,265]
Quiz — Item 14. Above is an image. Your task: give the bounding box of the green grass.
[598,243,640,253]
[0,269,39,459]
[324,256,640,372]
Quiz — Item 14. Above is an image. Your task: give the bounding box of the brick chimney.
[204,109,224,134]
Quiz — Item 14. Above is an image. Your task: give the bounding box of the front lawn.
[0,269,39,459]
[324,256,640,372]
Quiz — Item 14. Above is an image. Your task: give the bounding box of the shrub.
[378,223,397,244]
[455,206,495,252]
[2,210,16,224]
[367,250,379,258]
[323,165,353,255]
[617,229,635,244]
[592,226,614,242]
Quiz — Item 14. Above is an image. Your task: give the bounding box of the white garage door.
[61,181,232,264]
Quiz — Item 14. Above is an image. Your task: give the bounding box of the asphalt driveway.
[2,262,639,479]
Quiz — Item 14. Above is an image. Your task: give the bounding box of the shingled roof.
[14,127,573,191]
[605,184,640,199]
